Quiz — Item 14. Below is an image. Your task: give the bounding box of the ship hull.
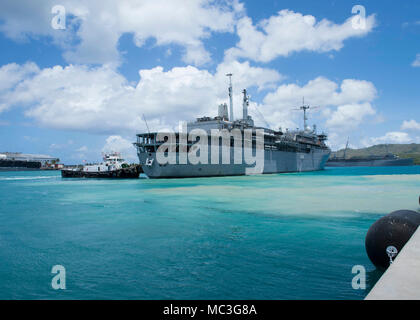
[138,149,330,179]
[326,158,414,167]
[61,165,142,179]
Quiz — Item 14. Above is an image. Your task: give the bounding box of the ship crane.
[251,103,270,128]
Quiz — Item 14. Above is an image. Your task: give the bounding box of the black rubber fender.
[365,210,420,269]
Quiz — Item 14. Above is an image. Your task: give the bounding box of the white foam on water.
[0,176,55,181]
[364,174,420,182]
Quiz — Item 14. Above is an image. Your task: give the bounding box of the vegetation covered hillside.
[330,144,420,165]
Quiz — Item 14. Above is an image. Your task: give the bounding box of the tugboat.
[61,152,142,178]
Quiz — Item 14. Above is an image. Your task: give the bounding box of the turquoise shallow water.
[0,166,419,300]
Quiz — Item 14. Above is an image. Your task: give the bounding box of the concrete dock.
[366,227,420,300]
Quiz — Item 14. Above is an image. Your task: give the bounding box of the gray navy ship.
[327,141,414,167]
[327,154,414,167]
[134,74,331,178]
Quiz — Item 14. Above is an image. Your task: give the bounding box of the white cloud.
[76,146,88,152]
[0,3,378,66]
[0,2,387,153]
[0,61,378,151]
[0,61,282,134]
[364,132,414,146]
[412,54,420,67]
[0,63,382,155]
[325,103,375,130]
[0,62,39,92]
[49,140,76,150]
[49,143,62,150]
[0,62,40,112]
[259,77,377,131]
[0,0,242,66]
[102,135,137,161]
[0,2,379,67]
[4,64,138,133]
[401,119,420,131]
[402,21,420,28]
[225,9,376,62]
[215,59,284,91]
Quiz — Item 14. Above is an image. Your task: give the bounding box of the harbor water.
[0,166,419,299]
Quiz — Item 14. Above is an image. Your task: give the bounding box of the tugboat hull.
[61,165,142,179]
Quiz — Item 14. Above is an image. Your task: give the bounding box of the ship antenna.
[226,73,234,122]
[142,114,151,135]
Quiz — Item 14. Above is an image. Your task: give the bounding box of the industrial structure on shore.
[0,152,63,171]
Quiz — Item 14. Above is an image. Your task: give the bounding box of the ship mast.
[242,89,249,120]
[226,73,234,122]
[300,97,310,129]
[294,97,318,131]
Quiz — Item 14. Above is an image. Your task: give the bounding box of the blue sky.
[0,0,419,164]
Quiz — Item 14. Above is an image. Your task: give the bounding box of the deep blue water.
[0,166,419,299]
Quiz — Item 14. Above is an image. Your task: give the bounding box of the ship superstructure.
[134,75,331,178]
[81,152,127,172]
